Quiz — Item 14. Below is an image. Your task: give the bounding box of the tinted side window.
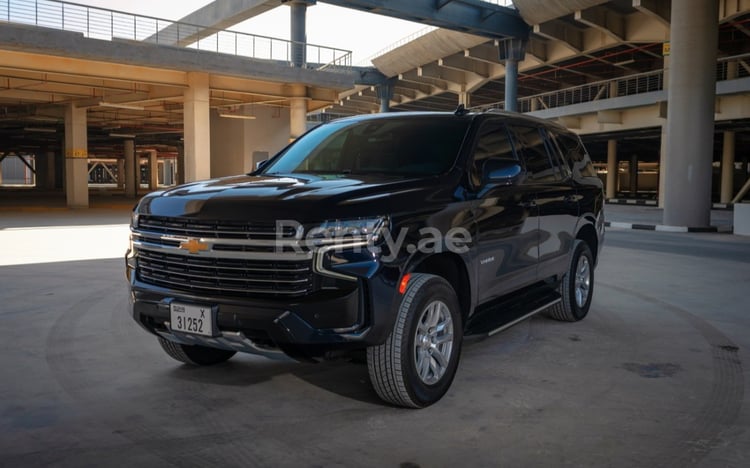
[508,125,558,183]
[469,119,516,187]
[552,131,598,178]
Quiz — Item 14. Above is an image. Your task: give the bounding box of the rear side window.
[469,119,516,187]
[508,125,558,183]
[551,131,598,178]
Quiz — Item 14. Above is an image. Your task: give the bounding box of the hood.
[138,173,457,223]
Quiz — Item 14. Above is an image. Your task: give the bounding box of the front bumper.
[128,270,401,361]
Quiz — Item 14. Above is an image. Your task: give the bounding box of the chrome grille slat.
[139,272,310,296]
[136,252,310,273]
[138,215,297,240]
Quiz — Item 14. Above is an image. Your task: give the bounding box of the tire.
[548,240,595,322]
[158,337,236,366]
[367,273,463,408]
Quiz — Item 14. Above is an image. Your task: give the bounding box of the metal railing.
[358,25,437,66]
[0,0,352,70]
[473,53,750,114]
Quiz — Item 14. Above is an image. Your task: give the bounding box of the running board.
[487,299,561,336]
[465,284,561,337]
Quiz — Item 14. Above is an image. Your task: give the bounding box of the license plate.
[170,302,215,337]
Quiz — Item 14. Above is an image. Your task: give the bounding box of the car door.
[469,118,540,304]
[508,124,579,280]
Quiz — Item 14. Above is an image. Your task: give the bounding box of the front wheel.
[548,240,595,322]
[367,273,463,408]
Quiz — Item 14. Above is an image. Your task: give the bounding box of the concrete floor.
[1,208,749,467]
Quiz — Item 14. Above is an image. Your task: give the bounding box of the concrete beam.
[418,63,467,87]
[575,6,626,42]
[439,55,492,78]
[393,86,418,100]
[148,1,284,47]
[0,23,357,91]
[400,70,448,91]
[393,80,435,96]
[464,42,502,65]
[526,38,548,63]
[512,0,610,26]
[534,20,584,53]
[319,0,530,40]
[719,0,750,22]
[633,0,670,29]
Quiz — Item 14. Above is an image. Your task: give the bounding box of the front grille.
[138,215,298,240]
[136,249,314,297]
[133,215,313,298]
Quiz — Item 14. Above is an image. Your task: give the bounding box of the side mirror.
[482,158,525,186]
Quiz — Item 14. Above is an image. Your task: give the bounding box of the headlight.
[130,210,140,229]
[307,217,387,246]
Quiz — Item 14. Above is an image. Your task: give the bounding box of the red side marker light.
[399,273,412,295]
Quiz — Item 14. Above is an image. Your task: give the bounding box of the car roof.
[327,110,572,134]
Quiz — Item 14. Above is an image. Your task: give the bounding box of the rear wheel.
[548,240,595,322]
[367,273,463,408]
[158,337,236,366]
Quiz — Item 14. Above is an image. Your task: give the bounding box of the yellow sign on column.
[66,149,88,159]
[662,42,670,56]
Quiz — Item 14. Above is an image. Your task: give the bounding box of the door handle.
[521,200,537,208]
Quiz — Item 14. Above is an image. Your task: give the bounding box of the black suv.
[126,110,604,408]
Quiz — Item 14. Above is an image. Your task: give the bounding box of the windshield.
[261,116,471,177]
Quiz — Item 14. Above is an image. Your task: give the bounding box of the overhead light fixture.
[28,115,59,122]
[99,102,145,111]
[109,133,136,138]
[24,127,56,133]
[613,59,635,66]
[218,111,256,120]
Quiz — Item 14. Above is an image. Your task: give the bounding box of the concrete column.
[658,126,668,207]
[45,151,56,190]
[290,97,308,140]
[176,145,185,185]
[629,154,639,195]
[34,152,48,190]
[662,0,718,227]
[721,131,736,204]
[183,72,211,182]
[377,80,395,113]
[290,1,310,68]
[500,38,525,112]
[609,81,618,98]
[117,159,125,190]
[147,150,158,190]
[727,60,739,80]
[458,91,471,108]
[606,140,617,199]
[64,104,88,208]
[124,139,136,198]
[658,54,671,207]
[504,59,518,112]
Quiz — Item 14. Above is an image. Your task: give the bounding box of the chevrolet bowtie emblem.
[179,238,210,254]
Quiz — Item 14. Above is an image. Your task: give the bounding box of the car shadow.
[164,355,385,406]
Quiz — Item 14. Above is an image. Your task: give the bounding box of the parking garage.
[2,0,750,466]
